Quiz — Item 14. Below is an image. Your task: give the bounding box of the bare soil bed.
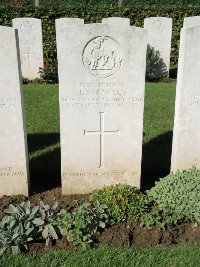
[0,188,200,253]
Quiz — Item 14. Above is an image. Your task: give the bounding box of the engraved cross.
[23,43,31,68]
[84,112,120,169]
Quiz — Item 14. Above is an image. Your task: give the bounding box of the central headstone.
[55,18,84,29]
[57,23,147,194]
[102,17,130,25]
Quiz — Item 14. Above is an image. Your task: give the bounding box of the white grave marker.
[144,17,172,73]
[183,16,200,28]
[102,17,130,25]
[35,0,39,7]
[12,18,44,80]
[0,26,29,196]
[55,18,84,29]
[171,26,200,171]
[57,23,147,195]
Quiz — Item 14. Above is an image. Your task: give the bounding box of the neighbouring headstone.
[55,18,84,29]
[35,0,39,7]
[12,18,43,80]
[102,17,130,25]
[171,26,200,171]
[183,16,200,28]
[57,23,147,194]
[0,26,29,196]
[144,17,172,73]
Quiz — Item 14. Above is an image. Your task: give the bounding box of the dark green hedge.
[3,0,200,6]
[1,5,200,65]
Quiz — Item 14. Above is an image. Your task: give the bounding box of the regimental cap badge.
[82,36,123,78]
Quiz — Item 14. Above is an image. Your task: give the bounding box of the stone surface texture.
[144,17,172,72]
[55,18,84,29]
[171,26,200,171]
[0,26,29,196]
[12,18,43,80]
[183,16,200,28]
[102,17,130,25]
[57,23,147,194]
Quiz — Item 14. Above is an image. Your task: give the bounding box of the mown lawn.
[0,246,199,267]
[23,82,176,191]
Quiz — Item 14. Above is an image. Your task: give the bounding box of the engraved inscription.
[63,170,138,177]
[0,97,18,109]
[0,167,25,177]
[20,21,37,68]
[82,36,123,78]
[188,95,200,105]
[84,112,120,168]
[61,82,144,109]
[22,42,33,68]
[20,21,33,35]
[152,20,165,34]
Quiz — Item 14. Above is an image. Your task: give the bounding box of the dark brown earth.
[0,188,200,253]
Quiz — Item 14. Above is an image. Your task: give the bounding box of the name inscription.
[62,82,144,109]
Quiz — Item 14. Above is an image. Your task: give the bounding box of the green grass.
[24,84,60,192]
[23,81,176,191]
[142,82,176,189]
[0,246,199,267]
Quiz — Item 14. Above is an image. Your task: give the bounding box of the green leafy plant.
[0,201,39,254]
[33,201,60,245]
[0,227,34,254]
[57,201,107,249]
[91,184,149,224]
[39,61,58,84]
[146,45,168,82]
[140,207,170,230]
[147,168,200,226]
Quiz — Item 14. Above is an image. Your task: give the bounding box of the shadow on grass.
[28,133,60,154]
[141,131,173,191]
[27,133,61,193]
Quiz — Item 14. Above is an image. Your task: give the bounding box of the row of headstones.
[11,16,200,81]
[0,17,199,197]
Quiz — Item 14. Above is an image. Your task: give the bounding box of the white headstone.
[0,26,29,196]
[183,16,200,28]
[12,18,44,80]
[35,0,39,7]
[57,23,147,195]
[171,26,200,172]
[55,18,84,29]
[102,17,130,25]
[144,17,172,73]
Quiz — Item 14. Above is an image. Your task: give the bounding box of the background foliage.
[3,0,200,6]
[0,4,200,65]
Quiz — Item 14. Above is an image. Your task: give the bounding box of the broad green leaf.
[33,218,44,226]
[42,226,49,239]
[48,224,58,239]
